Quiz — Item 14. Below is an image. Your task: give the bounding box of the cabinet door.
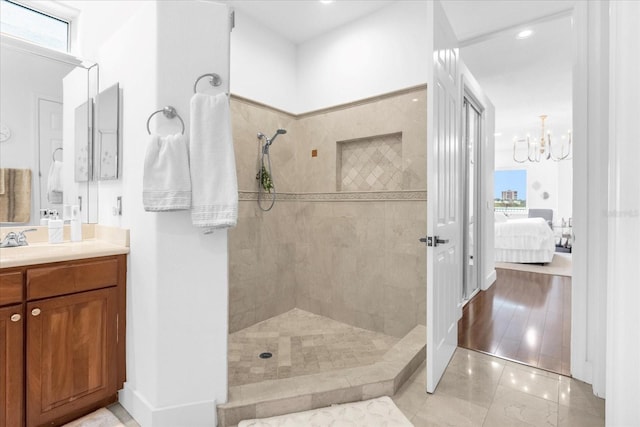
[26,288,117,427]
[0,305,24,427]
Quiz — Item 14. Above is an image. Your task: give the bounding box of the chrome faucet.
[0,229,37,248]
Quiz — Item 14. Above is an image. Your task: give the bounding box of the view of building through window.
[494,169,527,209]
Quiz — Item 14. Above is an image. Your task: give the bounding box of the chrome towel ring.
[146,106,185,135]
[52,147,63,161]
[194,73,222,93]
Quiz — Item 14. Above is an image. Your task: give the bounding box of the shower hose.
[257,144,276,211]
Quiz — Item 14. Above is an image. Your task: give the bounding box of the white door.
[425,0,462,393]
[38,98,64,211]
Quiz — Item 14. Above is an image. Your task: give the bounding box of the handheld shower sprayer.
[256,128,287,211]
[268,128,287,145]
[258,128,287,147]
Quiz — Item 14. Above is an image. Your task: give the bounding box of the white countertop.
[0,240,130,269]
[0,225,130,269]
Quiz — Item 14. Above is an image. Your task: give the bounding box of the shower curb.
[217,325,426,427]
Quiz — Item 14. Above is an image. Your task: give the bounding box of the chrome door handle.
[419,236,449,247]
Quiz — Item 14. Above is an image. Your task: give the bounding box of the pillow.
[494,212,508,223]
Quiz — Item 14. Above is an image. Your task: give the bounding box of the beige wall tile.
[229,89,427,335]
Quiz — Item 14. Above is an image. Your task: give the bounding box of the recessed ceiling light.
[411,98,419,102]
[320,0,334,4]
[517,29,533,40]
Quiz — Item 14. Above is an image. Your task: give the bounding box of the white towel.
[143,133,192,211]
[47,160,63,204]
[189,92,238,232]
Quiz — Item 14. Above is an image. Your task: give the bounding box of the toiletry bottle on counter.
[39,209,50,226]
[48,211,63,244]
[70,205,82,242]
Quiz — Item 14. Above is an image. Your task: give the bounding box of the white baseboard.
[119,383,217,427]
[483,269,497,290]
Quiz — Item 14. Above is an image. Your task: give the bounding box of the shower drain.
[259,352,273,359]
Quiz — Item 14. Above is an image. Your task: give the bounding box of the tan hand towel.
[0,168,32,223]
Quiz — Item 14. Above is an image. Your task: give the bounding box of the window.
[0,0,69,52]
[494,169,527,210]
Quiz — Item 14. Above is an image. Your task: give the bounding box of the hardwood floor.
[458,268,571,376]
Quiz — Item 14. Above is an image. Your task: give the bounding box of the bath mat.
[63,407,125,427]
[238,396,413,426]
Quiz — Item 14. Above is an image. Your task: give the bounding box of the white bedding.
[495,217,556,263]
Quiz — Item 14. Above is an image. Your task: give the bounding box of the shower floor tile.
[228,308,399,386]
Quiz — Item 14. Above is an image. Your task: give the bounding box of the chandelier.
[513,115,572,163]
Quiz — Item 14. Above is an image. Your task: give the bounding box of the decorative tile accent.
[237,190,427,202]
[337,133,403,192]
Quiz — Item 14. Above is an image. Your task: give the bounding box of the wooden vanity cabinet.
[0,304,24,427]
[0,255,126,427]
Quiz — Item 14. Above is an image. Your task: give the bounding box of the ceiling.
[221,0,393,44]
[222,0,574,150]
[440,0,575,42]
[461,15,573,150]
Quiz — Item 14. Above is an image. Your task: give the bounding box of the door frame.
[460,90,484,305]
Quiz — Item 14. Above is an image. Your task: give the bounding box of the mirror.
[95,83,120,181]
[0,35,98,225]
[74,100,93,182]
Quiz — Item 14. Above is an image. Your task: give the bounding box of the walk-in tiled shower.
[223,88,427,425]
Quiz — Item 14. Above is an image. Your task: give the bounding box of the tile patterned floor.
[228,308,399,386]
[393,347,605,427]
[108,347,605,427]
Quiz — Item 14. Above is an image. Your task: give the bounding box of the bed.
[494,212,556,264]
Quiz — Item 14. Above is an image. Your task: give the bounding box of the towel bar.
[52,147,63,161]
[193,73,222,93]
[146,106,185,135]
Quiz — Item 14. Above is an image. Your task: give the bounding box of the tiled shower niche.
[337,132,403,192]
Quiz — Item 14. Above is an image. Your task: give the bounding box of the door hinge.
[230,10,235,31]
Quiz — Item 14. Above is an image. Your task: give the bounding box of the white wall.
[229,1,430,113]
[296,1,429,112]
[606,1,640,424]
[0,44,74,225]
[74,1,231,425]
[229,10,297,112]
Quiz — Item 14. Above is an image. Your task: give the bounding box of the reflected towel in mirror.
[0,168,32,223]
[47,160,63,204]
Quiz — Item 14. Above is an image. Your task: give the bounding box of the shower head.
[268,128,287,145]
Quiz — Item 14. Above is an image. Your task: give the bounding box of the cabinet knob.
[10,314,21,322]
[31,308,41,317]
